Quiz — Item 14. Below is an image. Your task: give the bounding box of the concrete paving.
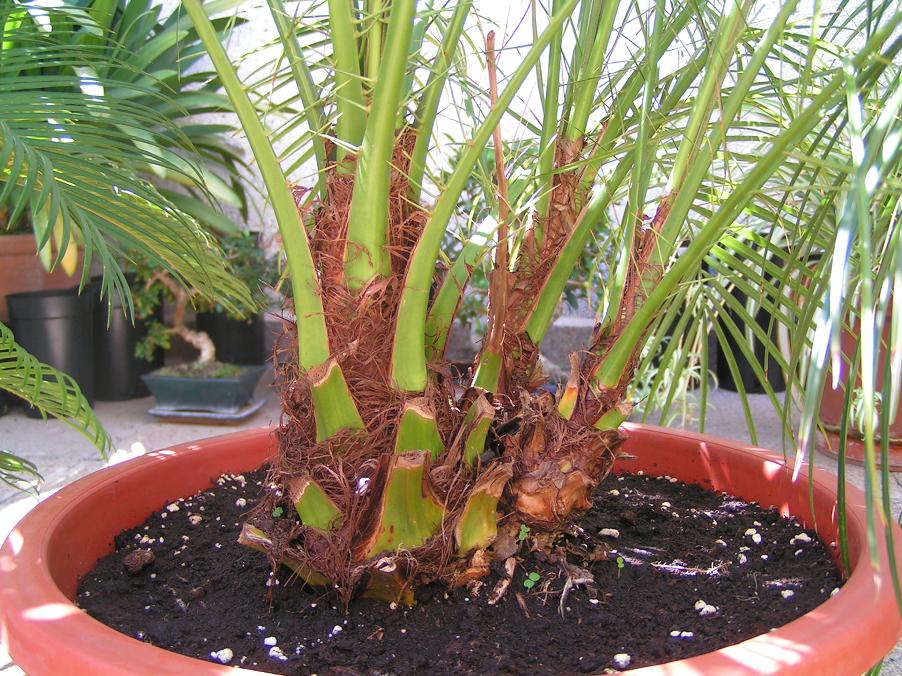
[1,378,900,673]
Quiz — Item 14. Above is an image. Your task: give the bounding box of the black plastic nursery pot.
[6,287,94,415]
[141,364,266,414]
[196,311,266,365]
[92,282,162,401]
[715,286,785,394]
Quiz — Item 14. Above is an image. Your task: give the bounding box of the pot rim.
[0,424,899,675]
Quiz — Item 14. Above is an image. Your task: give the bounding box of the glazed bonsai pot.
[141,364,266,414]
[1,424,900,675]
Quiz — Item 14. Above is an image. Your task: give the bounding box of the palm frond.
[0,321,112,459]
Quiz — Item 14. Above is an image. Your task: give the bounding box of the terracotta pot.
[0,234,84,323]
[1,424,899,675]
[818,319,902,470]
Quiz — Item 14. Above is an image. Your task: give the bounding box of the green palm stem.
[430,24,709,363]
[407,0,472,203]
[289,475,344,530]
[454,463,512,552]
[643,0,758,270]
[564,0,619,142]
[365,0,384,88]
[424,215,496,362]
[391,0,580,393]
[266,0,328,201]
[532,0,564,242]
[472,31,510,393]
[575,2,698,196]
[591,11,902,397]
[600,0,667,335]
[666,0,754,196]
[523,159,629,345]
[344,0,418,288]
[602,0,757,333]
[184,0,364,439]
[394,399,445,459]
[521,57,706,347]
[358,452,445,559]
[558,0,602,127]
[327,0,366,163]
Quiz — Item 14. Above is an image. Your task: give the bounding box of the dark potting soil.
[155,361,244,379]
[78,469,842,674]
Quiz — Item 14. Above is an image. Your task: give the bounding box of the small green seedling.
[616,556,625,578]
[517,524,530,542]
[272,506,284,518]
[523,571,541,589]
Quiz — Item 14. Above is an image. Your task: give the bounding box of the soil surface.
[155,361,244,379]
[78,470,842,674]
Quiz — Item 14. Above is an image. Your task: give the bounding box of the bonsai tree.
[183,0,901,603]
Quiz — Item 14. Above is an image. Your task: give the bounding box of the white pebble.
[794,549,804,556]
[669,477,678,483]
[662,502,672,508]
[753,521,762,527]
[608,489,620,496]
[791,532,813,545]
[760,554,768,560]
[236,498,247,508]
[744,528,757,536]
[330,625,343,637]
[714,539,727,547]
[680,631,694,638]
[831,588,840,597]
[694,599,707,611]
[214,543,222,549]
[263,636,277,646]
[599,528,620,539]
[268,646,287,661]
[738,554,748,563]
[699,604,717,616]
[166,503,180,513]
[612,653,631,669]
[751,533,762,545]
[781,590,795,599]
[670,630,680,637]
[589,598,599,605]
[211,648,233,664]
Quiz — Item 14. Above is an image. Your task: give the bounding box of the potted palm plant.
[2,0,901,673]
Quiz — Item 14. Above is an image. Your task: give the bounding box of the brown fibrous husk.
[246,131,625,606]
